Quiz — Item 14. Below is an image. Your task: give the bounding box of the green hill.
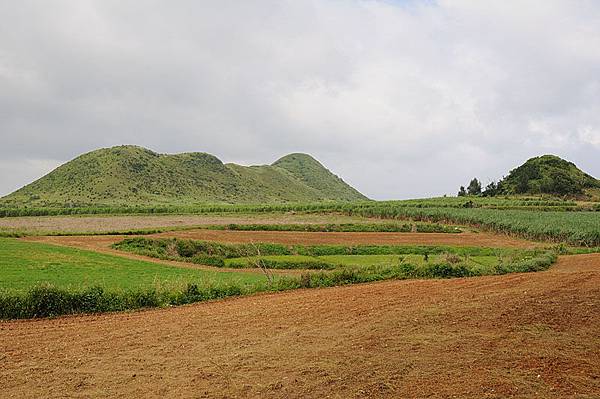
[272,153,365,201]
[1,146,368,207]
[499,155,600,197]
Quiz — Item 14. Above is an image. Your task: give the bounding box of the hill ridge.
[498,154,600,197]
[1,145,368,207]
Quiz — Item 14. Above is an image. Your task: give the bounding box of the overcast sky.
[1,0,599,200]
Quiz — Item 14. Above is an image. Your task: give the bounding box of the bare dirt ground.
[152,229,542,248]
[0,213,377,234]
[24,229,541,253]
[1,253,599,398]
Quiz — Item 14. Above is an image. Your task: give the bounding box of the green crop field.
[2,197,599,246]
[115,237,554,276]
[348,206,600,246]
[0,238,266,294]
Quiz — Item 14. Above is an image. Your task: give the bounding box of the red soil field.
[1,254,598,398]
[24,229,542,253]
[153,229,542,248]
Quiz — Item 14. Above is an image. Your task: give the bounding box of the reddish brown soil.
[2,254,598,398]
[154,229,541,248]
[24,229,538,250]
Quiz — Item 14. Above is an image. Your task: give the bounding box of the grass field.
[0,238,266,294]
[115,237,554,276]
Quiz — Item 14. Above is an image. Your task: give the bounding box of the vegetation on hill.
[459,155,600,198]
[500,155,599,196]
[272,153,365,201]
[0,146,367,207]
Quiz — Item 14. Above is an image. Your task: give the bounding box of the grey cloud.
[0,0,599,198]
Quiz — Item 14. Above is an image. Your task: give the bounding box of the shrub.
[423,263,472,278]
[191,255,225,267]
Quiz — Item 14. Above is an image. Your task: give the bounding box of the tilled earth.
[0,213,380,234]
[25,229,542,251]
[1,253,599,398]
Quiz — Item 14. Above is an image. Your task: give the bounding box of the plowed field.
[2,254,598,398]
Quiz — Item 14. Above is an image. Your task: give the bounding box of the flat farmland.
[0,213,379,235]
[1,209,597,398]
[23,229,541,256]
[1,253,598,398]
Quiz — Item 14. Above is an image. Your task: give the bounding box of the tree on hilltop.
[467,178,482,196]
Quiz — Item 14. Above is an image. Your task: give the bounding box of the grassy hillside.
[1,146,367,207]
[272,153,366,201]
[499,155,600,197]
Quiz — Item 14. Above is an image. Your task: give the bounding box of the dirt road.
[2,254,598,398]
[25,229,541,252]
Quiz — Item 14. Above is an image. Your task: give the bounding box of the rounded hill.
[1,146,368,207]
[499,155,600,196]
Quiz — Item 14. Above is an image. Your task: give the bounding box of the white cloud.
[0,0,599,199]
[0,159,62,197]
[579,125,600,147]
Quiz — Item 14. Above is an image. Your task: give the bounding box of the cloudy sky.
[1,0,599,199]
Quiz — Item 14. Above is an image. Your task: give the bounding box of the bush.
[191,255,225,267]
[423,263,472,278]
[220,222,459,234]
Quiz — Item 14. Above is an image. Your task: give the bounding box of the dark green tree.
[482,181,498,197]
[467,178,482,196]
[457,186,467,197]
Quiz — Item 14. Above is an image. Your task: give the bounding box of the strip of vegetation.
[213,222,460,233]
[0,202,360,218]
[0,231,25,238]
[226,256,337,270]
[0,248,556,320]
[113,237,505,265]
[113,237,554,274]
[3,198,598,246]
[344,206,600,246]
[0,196,590,218]
[0,282,252,319]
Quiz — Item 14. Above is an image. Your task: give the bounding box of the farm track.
[1,253,599,398]
[152,229,541,248]
[20,235,300,276]
[24,229,542,251]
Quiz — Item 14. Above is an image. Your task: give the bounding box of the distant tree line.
[457,178,502,197]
